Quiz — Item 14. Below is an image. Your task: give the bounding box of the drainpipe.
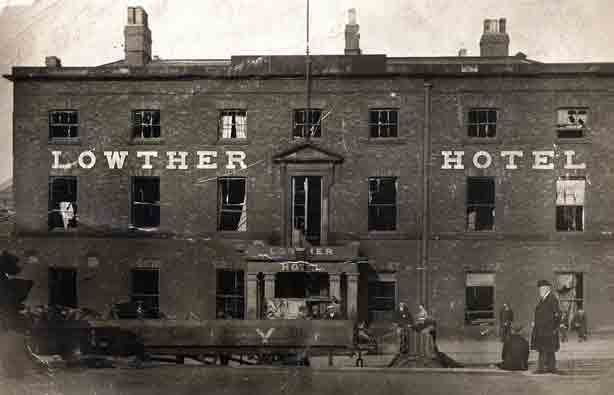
[420,82,432,309]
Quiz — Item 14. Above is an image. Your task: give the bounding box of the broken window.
[467,177,495,231]
[49,267,77,308]
[368,281,396,321]
[467,108,497,138]
[293,109,322,138]
[131,177,160,229]
[292,176,322,243]
[556,272,583,327]
[556,177,584,232]
[557,108,588,138]
[216,270,245,319]
[48,177,78,230]
[131,110,161,139]
[219,110,247,139]
[368,177,397,231]
[369,109,398,138]
[218,177,247,231]
[49,110,79,139]
[131,268,159,314]
[465,273,495,325]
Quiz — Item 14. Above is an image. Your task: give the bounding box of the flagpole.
[305,0,312,141]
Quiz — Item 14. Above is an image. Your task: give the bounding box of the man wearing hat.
[532,279,561,373]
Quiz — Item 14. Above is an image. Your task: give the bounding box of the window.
[466,177,495,231]
[557,108,588,138]
[131,268,159,314]
[216,270,245,319]
[467,109,497,138]
[292,176,322,243]
[369,109,398,138]
[131,110,161,139]
[131,177,160,229]
[219,110,247,139]
[465,273,495,325]
[556,177,584,232]
[368,281,396,321]
[48,177,77,230]
[555,272,583,326]
[49,110,79,140]
[49,267,77,308]
[368,177,397,231]
[293,109,322,138]
[275,272,329,299]
[218,177,247,231]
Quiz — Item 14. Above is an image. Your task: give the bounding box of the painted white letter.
[472,151,492,169]
[51,151,72,169]
[137,151,158,169]
[563,150,586,170]
[78,150,96,169]
[500,151,523,170]
[532,151,555,170]
[226,151,247,170]
[196,151,218,169]
[166,151,189,170]
[441,151,465,169]
[104,151,128,169]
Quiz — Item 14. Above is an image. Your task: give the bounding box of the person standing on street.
[498,323,530,371]
[533,279,561,374]
[499,303,514,341]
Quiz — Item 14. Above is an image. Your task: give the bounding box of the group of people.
[498,279,588,373]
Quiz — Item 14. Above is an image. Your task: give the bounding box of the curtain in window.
[556,180,585,205]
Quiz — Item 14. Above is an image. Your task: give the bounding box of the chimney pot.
[344,8,361,55]
[458,48,468,57]
[348,8,357,25]
[45,56,61,68]
[499,18,506,33]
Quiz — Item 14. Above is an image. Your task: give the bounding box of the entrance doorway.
[292,176,322,244]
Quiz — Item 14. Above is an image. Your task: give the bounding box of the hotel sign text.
[441,150,586,170]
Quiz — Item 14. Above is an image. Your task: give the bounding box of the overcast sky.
[1,0,614,183]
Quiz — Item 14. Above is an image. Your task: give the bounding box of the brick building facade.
[3,7,614,336]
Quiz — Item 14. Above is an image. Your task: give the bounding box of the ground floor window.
[465,272,495,325]
[368,281,396,321]
[556,272,584,325]
[216,270,245,319]
[131,268,160,314]
[218,177,247,231]
[48,267,77,308]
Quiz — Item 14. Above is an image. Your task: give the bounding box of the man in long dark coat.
[533,279,561,373]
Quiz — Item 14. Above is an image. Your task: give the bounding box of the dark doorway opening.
[49,267,77,308]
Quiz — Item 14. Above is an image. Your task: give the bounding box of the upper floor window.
[369,109,398,138]
[216,270,245,319]
[131,176,160,229]
[467,177,495,231]
[49,110,78,140]
[368,177,397,231]
[557,108,588,139]
[219,110,247,139]
[48,176,77,230]
[293,109,322,138]
[131,110,160,139]
[467,108,497,138]
[556,177,585,232]
[218,177,247,231]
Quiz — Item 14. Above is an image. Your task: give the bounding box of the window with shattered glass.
[293,109,322,138]
[218,177,247,231]
[368,177,397,231]
[557,108,588,138]
[48,176,78,230]
[131,110,161,139]
[556,177,584,232]
[466,177,495,231]
[49,110,79,140]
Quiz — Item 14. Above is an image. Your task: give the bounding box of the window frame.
[130,176,160,230]
[216,269,245,319]
[556,107,588,139]
[130,267,160,314]
[131,109,161,140]
[292,109,323,139]
[218,109,247,140]
[466,176,496,232]
[367,280,397,322]
[465,272,495,325]
[368,176,398,232]
[368,108,399,138]
[48,176,78,230]
[49,110,79,141]
[467,108,498,138]
[48,267,78,308]
[555,176,585,232]
[217,177,248,232]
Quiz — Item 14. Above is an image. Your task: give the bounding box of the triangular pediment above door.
[273,142,344,164]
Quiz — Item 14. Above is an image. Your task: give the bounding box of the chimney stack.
[45,56,61,68]
[479,18,509,57]
[124,6,152,66]
[344,8,361,55]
